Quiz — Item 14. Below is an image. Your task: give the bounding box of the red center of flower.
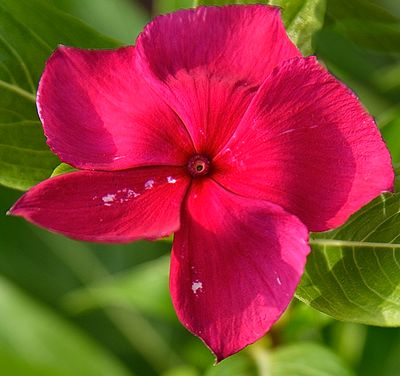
[187,155,211,177]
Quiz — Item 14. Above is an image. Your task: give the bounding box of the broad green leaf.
[0,275,134,376]
[0,121,58,189]
[63,256,174,319]
[0,0,118,190]
[297,193,400,326]
[50,0,149,44]
[193,0,326,56]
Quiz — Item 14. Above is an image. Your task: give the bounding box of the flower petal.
[37,46,194,170]
[136,5,300,154]
[137,5,299,86]
[213,57,394,231]
[9,167,189,242]
[170,179,309,360]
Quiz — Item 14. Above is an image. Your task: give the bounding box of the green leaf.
[270,0,326,56]
[0,275,134,376]
[0,121,59,190]
[297,193,400,326]
[51,163,76,177]
[193,0,326,56]
[326,0,398,23]
[270,342,355,376]
[333,20,400,54]
[155,0,193,15]
[0,0,119,190]
[50,0,149,45]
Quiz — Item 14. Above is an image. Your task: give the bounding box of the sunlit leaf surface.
[298,194,400,326]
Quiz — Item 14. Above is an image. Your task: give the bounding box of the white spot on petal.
[127,189,140,198]
[277,277,282,286]
[167,176,177,184]
[191,280,203,294]
[145,179,155,190]
[102,194,116,206]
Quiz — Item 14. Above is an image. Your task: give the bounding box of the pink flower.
[10,5,393,360]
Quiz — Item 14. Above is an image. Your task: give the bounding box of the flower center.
[187,155,211,177]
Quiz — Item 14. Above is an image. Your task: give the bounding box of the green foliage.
[0,120,59,190]
[0,275,134,376]
[1,0,400,375]
[0,0,118,190]
[298,194,400,326]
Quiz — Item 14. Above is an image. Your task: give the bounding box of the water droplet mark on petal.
[102,188,141,207]
[127,189,140,198]
[167,176,177,184]
[102,194,116,206]
[145,179,155,190]
[191,280,203,295]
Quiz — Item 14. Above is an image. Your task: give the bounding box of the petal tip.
[7,196,27,218]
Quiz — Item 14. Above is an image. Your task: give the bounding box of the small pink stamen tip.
[187,155,211,177]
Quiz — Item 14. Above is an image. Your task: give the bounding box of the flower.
[10,5,393,360]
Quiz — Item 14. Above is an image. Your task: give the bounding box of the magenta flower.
[10,5,393,360]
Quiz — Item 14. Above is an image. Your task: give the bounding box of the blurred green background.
[1,0,400,375]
